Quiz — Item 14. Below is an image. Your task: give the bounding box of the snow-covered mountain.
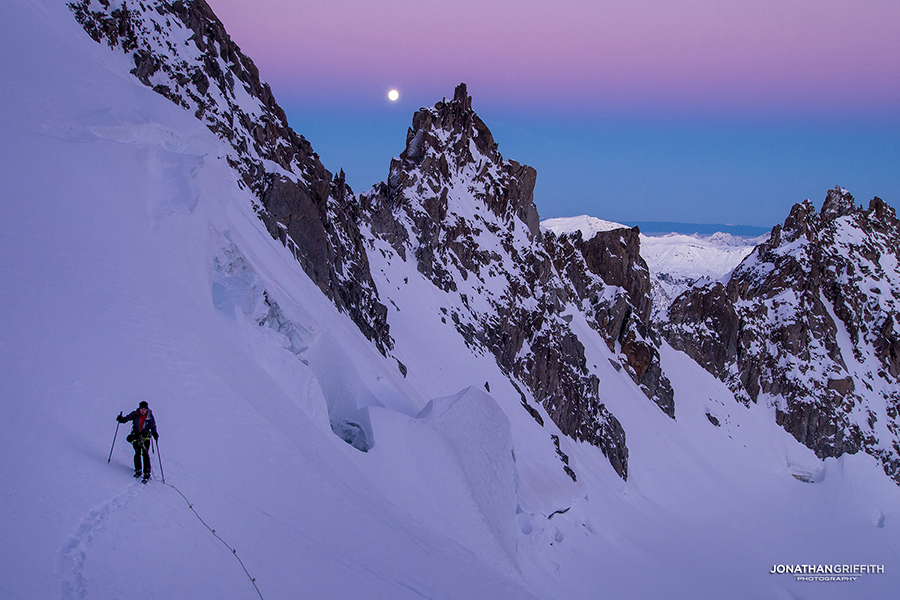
[639,232,764,317]
[357,83,682,475]
[1,1,898,599]
[543,215,763,318]
[542,215,626,239]
[664,187,900,483]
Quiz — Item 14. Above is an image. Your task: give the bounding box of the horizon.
[621,221,771,237]
[205,0,900,229]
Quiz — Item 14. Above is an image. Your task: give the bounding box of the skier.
[116,401,159,481]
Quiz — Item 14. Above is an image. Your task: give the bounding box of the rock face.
[545,227,674,416]
[69,0,391,353]
[665,187,900,482]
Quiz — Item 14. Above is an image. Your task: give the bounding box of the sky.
[206,0,900,229]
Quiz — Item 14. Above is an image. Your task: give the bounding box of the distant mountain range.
[621,221,771,237]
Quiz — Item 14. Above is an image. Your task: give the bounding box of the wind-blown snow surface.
[543,215,764,317]
[1,2,898,599]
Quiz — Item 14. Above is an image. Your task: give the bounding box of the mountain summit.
[361,83,653,478]
[665,187,900,481]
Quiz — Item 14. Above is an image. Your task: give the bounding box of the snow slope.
[0,3,539,598]
[1,2,898,599]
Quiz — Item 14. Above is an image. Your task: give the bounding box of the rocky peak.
[354,85,689,479]
[867,196,898,232]
[822,186,857,220]
[664,187,900,483]
[401,83,495,168]
[382,82,540,242]
[772,198,817,246]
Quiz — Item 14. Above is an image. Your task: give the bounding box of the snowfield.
[1,2,898,599]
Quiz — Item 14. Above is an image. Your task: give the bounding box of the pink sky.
[208,0,899,116]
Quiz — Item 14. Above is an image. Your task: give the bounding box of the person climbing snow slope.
[116,401,158,481]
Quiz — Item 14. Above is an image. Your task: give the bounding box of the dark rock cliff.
[553,227,675,417]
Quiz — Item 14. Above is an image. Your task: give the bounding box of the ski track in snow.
[55,474,266,600]
[56,482,142,600]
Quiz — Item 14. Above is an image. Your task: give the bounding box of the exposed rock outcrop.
[664,187,900,482]
[545,227,675,417]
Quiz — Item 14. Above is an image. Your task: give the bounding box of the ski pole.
[107,420,120,464]
[155,439,165,484]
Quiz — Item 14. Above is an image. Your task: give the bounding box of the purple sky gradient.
[210,0,898,116]
[207,0,900,228]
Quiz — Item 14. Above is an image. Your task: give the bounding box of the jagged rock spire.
[821,185,856,220]
[385,82,539,240]
[357,84,687,480]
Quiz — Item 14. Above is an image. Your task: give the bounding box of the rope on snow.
[162,481,265,600]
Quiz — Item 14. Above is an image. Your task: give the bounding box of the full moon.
[388,89,399,102]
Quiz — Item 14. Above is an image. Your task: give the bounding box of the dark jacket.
[117,409,158,440]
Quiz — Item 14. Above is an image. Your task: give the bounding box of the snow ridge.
[68,0,392,353]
